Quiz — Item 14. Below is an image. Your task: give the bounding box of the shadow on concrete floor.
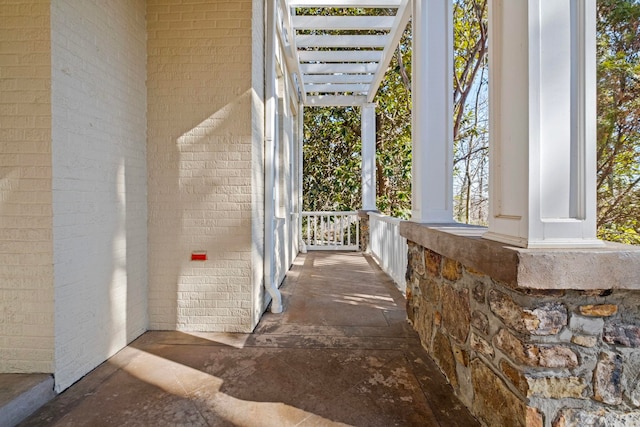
[20,252,479,427]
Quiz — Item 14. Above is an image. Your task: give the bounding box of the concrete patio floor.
[19,252,479,427]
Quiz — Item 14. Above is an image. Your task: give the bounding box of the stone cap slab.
[357,209,380,218]
[399,221,640,290]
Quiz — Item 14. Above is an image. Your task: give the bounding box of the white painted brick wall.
[0,0,55,374]
[251,0,266,323]
[51,0,148,392]
[147,0,260,332]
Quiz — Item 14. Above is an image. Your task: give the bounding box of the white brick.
[147,0,260,333]
[1,0,276,391]
[0,0,54,375]
[50,0,148,392]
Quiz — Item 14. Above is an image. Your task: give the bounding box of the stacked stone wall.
[405,241,640,427]
[358,212,370,253]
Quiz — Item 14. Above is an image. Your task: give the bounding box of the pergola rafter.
[280,0,410,106]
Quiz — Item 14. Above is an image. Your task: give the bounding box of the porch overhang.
[278,0,411,106]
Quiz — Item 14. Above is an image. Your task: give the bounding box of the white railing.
[301,211,359,251]
[369,212,407,294]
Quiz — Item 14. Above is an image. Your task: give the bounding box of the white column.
[298,103,305,253]
[485,0,602,248]
[264,0,283,313]
[361,102,377,211]
[411,0,454,223]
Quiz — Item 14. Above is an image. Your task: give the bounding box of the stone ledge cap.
[399,221,640,290]
[357,209,380,218]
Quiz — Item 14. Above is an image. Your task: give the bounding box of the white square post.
[411,0,454,223]
[485,0,603,248]
[361,102,377,211]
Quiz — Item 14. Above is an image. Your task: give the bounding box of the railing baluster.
[367,212,407,294]
[323,214,327,246]
[326,215,329,246]
[330,214,334,247]
[314,215,318,246]
[323,214,328,246]
[300,212,359,251]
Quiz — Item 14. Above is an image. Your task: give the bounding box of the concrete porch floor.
[19,252,479,426]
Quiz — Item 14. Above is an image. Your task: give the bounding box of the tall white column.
[411,0,454,223]
[264,0,283,313]
[485,0,602,248]
[361,102,377,211]
[298,104,305,252]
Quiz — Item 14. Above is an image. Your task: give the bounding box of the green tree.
[302,8,412,217]
[303,1,640,246]
[303,106,362,212]
[372,25,412,218]
[303,0,489,220]
[596,0,640,244]
[452,0,489,225]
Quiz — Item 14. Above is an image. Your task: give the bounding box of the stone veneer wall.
[358,210,371,253]
[401,223,640,427]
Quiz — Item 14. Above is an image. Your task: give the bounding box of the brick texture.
[0,0,55,374]
[147,0,258,332]
[50,0,148,392]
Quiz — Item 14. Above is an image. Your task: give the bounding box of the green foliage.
[302,1,487,221]
[302,1,640,245]
[302,13,412,218]
[596,0,640,244]
[452,0,489,225]
[372,24,412,219]
[303,106,362,212]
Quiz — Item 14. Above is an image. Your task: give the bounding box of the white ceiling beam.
[298,50,383,63]
[286,0,411,104]
[278,0,307,103]
[292,15,395,30]
[305,83,370,93]
[366,0,410,102]
[306,95,368,106]
[301,62,379,73]
[304,73,374,83]
[296,34,388,48]
[289,0,402,7]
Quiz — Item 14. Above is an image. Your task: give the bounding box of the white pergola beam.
[287,0,409,104]
[305,83,370,93]
[289,0,402,7]
[306,95,367,106]
[304,74,374,84]
[292,15,395,30]
[298,50,383,63]
[296,34,388,48]
[278,0,307,104]
[366,0,410,102]
[301,62,379,74]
